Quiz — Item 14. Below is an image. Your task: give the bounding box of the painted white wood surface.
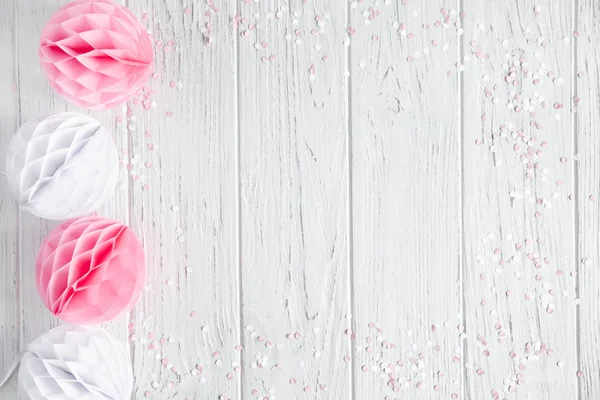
[462,1,578,399]
[577,1,600,398]
[350,1,462,399]
[1,0,599,399]
[125,0,240,398]
[238,0,350,399]
[238,1,351,399]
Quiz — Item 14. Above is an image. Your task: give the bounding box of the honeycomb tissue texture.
[36,216,146,325]
[5,112,118,220]
[39,0,153,109]
[18,325,133,400]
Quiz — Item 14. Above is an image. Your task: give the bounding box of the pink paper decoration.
[36,216,146,325]
[39,0,153,109]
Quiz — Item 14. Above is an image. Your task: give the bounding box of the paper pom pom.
[39,0,153,109]
[18,325,133,400]
[36,216,146,325]
[5,112,118,220]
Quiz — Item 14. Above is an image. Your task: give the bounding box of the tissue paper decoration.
[39,0,153,109]
[37,216,146,325]
[18,325,133,400]
[5,112,118,220]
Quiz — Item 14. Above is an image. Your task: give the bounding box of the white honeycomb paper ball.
[5,112,118,220]
[18,325,133,400]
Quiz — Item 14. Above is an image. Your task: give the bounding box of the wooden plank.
[462,0,577,399]
[349,2,461,399]
[125,0,240,398]
[576,1,600,398]
[0,0,20,396]
[237,0,351,398]
[15,0,130,396]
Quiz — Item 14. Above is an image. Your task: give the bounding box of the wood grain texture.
[0,0,20,396]
[125,0,240,398]
[350,1,462,399]
[576,1,600,398]
[238,0,351,398]
[462,0,577,399]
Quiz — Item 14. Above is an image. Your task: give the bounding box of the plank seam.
[458,0,467,399]
[14,0,23,373]
[346,0,355,398]
[234,0,243,396]
[572,0,581,399]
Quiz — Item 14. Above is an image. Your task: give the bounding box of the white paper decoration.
[18,325,133,400]
[6,112,118,220]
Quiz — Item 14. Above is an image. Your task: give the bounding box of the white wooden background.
[0,0,598,399]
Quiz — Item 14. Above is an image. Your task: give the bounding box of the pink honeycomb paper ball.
[36,216,146,325]
[39,0,153,109]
